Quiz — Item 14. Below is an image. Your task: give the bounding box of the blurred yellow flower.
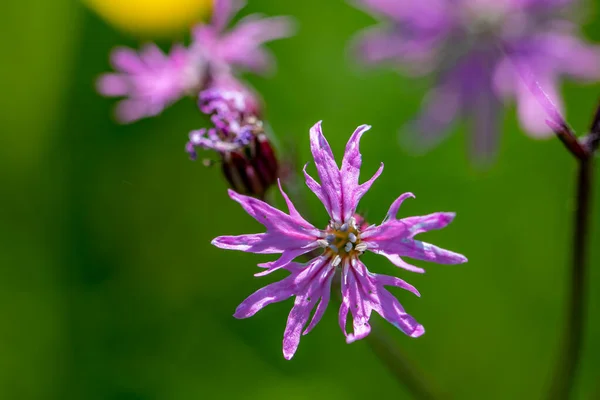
[85,0,213,36]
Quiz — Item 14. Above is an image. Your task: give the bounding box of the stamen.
[332,255,342,267]
[340,223,349,232]
[349,217,357,229]
[328,244,339,253]
[317,239,329,248]
[348,233,357,243]
[344,242,353,252]
[325,234,335,243]
[355,243,368,252]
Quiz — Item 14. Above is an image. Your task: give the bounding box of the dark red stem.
[548,102,599,399]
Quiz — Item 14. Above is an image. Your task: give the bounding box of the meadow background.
[1,0,600,398]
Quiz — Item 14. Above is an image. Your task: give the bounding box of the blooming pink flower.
[212,121,467,359]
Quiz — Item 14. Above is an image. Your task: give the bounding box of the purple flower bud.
[221,133,279,198]
[186,77,278,198]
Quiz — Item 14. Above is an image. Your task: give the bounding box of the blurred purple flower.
[212,121,467,359]
[191,0,296,76]
[97,44,200,124]
[97,0,294,123]
[350,0,600,159]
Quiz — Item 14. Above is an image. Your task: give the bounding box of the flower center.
[318,217,367,268]
[459,0,513,38]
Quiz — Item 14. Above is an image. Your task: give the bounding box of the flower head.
[186,76,278,198]
[191,0,295,76]
[212,121,467,359]
[97,44,201,123]
[350,0,600,159]
[97,0,294,123]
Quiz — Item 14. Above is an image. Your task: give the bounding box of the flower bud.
[186,77,279,198]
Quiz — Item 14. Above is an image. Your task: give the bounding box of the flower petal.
[211,0,245,32]
[369,235,467,265]
[405,238,467,264]
[309,121,342,221]
[227,189,318,240]
[354,162,384,207]
[234,274,295,319]
[139,43,167,67]
[212,233,275,252]
[277,179,310,224]
[470,84,502,161]
[219,15,295,74]
[400,212,456,238]
[303,163,328,209]
[283,295,314,359]
[114,99,151,124]
[494,53,566,137]
[352,26,441,74]
[373,273,420,297]
[255,245,319,277]
[363,196,467,267]
[340,124,375,221]
[235,256,333,350]
[400,77,462,152]
[352,261,424,337]
[516,77,562,137]
[370,250,426,273]
[213,190,321,271]
[303,263,336,335]
[340,261,372,344]
[385,192,415,221]
[282,257,333,359]
[110,47,145,73]
[96,73,130,97]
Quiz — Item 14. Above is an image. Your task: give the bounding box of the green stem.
[549,158,593,399]
[329,281,441,400]
[365,318,442,400]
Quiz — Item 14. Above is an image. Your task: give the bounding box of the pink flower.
[97,44,200,124]
[97,0,294,123]
[350,0,600,160]
[191,0,295,76]
[212,121,467,359]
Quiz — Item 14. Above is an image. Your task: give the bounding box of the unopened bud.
[221,133,279,197]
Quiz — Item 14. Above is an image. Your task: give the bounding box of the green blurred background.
[1,0,600,399]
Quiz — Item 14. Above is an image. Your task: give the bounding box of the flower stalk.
[548,101,599,399]
[506,54,599,397]
[365,319,441,400]
[328,279,442,400]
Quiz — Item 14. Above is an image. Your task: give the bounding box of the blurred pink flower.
[351,0,600,159]
[97,0,294,123]
[97,44,199,123]
[191,0,295,76]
